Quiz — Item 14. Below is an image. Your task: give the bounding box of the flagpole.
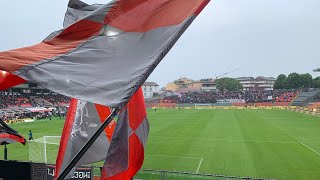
[4,144,7,160]
[57,108,119,180]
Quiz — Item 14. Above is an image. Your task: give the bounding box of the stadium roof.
[314,68,320,72]
[143,82,159,86]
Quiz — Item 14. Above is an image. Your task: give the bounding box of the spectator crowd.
[0,92,71,109]
[0,89,307,110]
[161,89,299,104]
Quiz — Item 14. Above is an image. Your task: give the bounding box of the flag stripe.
[103,107,129,178]
[134,118,149,147]
[101,88,149,180]
[95,104,114,141]
[105,0,207,32]
[0,19,102,73]
[128,87,147,130]
[0,133,26,145]
[55,98,78,178]
[65,0,115,28]
[194,0,210,15]
[102,134,145,180]
[0,72,26,90]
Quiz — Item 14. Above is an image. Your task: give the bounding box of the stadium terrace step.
[291,89,320,106]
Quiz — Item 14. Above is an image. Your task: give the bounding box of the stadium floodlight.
[314,68,320,72]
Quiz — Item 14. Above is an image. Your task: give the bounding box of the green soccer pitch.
[1,109,320,180]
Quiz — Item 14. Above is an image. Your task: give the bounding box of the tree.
[286,73,302,89]
[300,73,313,88]
[216,77,243,92]
[274,74,287,89]
[313,77,320,88]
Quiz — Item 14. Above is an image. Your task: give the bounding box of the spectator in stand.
[0,91,71,108]
[159,89,299,104]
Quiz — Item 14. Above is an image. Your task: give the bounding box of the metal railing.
[135,169,275,180]
[92,167,275,180]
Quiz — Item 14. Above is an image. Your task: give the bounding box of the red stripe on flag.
[0,71,27,90]
[104,0,208,32]
[55,98,78,178]
[95,104,112,121]
[194,0,210,15]
[101,134,145,180]
[128,88,146,130]
[126,134,145,178]
[0,20,102,73]
[101,88,147,180]
[0,133,26,144]
[95,104,115,141]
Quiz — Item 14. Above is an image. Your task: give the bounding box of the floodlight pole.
[57,108,119,180]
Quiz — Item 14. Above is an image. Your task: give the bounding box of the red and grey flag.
[0,71,26,91]
[0,0,210,109]
[101,88,149,180]
[54,98,116,178]
[0,120,26,145]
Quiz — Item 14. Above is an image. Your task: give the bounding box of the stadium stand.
[0,91,70,122]
[0,92,70,109]
[0,87,311,118]
[155,89,299,106]
[291,89,320,106]
[1,88,303,110]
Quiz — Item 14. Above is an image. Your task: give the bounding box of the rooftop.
[143,82,159,86]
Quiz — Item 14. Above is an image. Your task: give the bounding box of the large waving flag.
[0,0,210,109]
[0,120,26,145]
[101,88,149,180]
[0,71,26,91]
[54,99,116,178]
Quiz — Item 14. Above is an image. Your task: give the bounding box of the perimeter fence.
[0,160,276,180]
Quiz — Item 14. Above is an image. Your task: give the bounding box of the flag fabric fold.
[0,120,26,145]
[101,88,149,180]
[0,71,26,91]
[54,98,116,178]
[0,0,210,109]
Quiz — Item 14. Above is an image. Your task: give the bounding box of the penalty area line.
[300,142,320,156]
[196,158,203,174]
[151,136,297,144]
[146,154,201,160]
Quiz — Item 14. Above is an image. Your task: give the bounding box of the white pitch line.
[196,158,203,174]
[150,136,297,144]
[146,154,201,160]
[300,143,320,156]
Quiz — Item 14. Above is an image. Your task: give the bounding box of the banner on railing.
[47,165,93,180]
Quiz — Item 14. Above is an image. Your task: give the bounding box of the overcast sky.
[1,0,319,87]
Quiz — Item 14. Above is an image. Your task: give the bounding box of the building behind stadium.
[165,76,276,92]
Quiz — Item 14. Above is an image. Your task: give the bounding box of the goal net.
[29,136,61,164]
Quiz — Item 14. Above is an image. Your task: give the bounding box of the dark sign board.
[0,160,32,180]
[47,165,93,180]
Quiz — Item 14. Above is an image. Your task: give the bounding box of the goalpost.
[29,136,61,164]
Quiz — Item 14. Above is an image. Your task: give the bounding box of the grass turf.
[1,109,320,180]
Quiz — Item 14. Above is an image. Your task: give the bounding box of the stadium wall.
[0,160,93,180]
